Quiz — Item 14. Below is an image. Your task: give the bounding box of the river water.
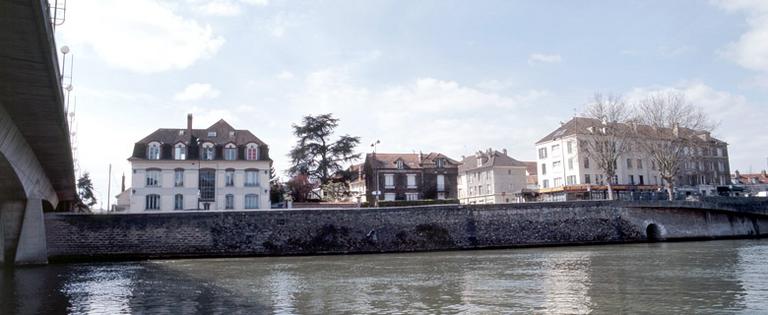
[2,239,768,314]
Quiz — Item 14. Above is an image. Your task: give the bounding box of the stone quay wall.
[44,200,768,261]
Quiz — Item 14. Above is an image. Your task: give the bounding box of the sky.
[54,0,768,209]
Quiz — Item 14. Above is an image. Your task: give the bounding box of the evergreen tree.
[77,172,97,207]
[288,113,360,185]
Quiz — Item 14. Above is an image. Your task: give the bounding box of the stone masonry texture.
[45,199,768,261]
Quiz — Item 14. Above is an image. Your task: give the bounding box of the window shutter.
[238,145,245,160]
[215,145,224,160]
[161,143,172,160]
[259,145,270,160]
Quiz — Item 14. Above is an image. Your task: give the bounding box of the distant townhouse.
[535,117,731,201]
[457,148,533,204]
[127,114,271,212]
[347,163,367,202]
[731,170,768,196]
[362,152,459,202]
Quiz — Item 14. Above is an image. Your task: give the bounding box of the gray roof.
[536,117,726,145]
[137,119,267,146]
[459,150,529,172]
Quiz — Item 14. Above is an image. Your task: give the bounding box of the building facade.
[127,115,271,212]
[362,152,459,202]
[535,117,731,200]
[457,149,532,204]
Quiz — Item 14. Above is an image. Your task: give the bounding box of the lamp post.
[371,140,381,207]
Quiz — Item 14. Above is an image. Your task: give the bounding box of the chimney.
[121,173,125,192]
[762,170,767,178]
[419,151,423,163]
[502,148,508,156]
[735,170,740,177]
[187,113,193,136]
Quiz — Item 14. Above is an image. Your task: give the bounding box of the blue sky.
[56,0,768,208]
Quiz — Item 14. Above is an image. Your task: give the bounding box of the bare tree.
[633,92,715,200]
[582,93,631,200]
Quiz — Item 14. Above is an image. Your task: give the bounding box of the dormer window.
[174,143,186,160]
[202,142,215,160]
[229,131,235,137]
[224,143,237,160]
[436,158,445,168]
[396,160,404,169]
[246,143,259,160]
[208,131,217,137]
[147,142,161,160]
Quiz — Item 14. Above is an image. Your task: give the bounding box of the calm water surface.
[3,239,768,314]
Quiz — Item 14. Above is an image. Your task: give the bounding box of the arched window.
[225,194,234,209]
[244,194,259,209]
[224,143,237,160]
[174,143,186,160]
[202,142,215,160]
[145,194,160,210]
[174,194,183,210]
[246,143,259,160]
[147,142,161,160]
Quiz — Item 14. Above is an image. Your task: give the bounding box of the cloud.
[625,81,765,173]
[174,83,221,101]
[276,71,295,80]
[713,1,768,74]
[528,53,563,65]
[61,0,224,73]
[192,0,270,17]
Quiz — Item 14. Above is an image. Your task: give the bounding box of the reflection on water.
[3,239,768,314]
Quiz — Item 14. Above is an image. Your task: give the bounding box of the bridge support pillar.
[14,198,48,265]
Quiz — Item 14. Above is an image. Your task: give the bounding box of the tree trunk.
[607,182,614,200]
[663,176,674,201]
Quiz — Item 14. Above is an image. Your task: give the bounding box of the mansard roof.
[458,150,529,172]
[366,152,459,169]
[138,119,267,146]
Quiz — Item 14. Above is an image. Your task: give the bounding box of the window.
[406,193,418,201]
[476,158,483,167]
[202,143,215,160]
[396,160,404,169]
[225,169,235,186]
[538,147,547,159]
[716,148,723,157]
[567,141,573,154]
[207,131,217,137]
[224,144,237,160]
[174,194,183,210]
[146,169,160,187]
[384,174,394,188]
[407,174,417,188]
[541,163,547,175]
[174,169,184,187]
[246,143,259,160]
[637,159,643,169]
[718,161,725,172]
[568,158,573,170]
[145,194,160,210]
[245,169,259,186]
[584,174,591,184]
[639,175,645,185]
[199,169,216,201]
[384,193,396,201]
[652,160,657,170]
[551,144,560,155]
[553,161,561,168]
[554,177,562,187]
[225,194,234,209]
[436,158,445,168]
[566,175,576,185]
[629,175,635,185]
[626,159,633,169]
[174,143,186,160]
[508,169,512,175]
[147,142,160,160]
[245,194,259,209]
[542,179,550,188]
[437,175,445,192]
[584,158,590,169]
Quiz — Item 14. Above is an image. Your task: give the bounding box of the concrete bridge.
[1,0,77,265]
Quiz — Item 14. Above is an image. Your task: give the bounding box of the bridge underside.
[1,0,77,265]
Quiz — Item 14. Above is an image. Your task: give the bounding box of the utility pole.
[106,164,112,213]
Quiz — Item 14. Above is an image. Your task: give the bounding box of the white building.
[457,149,532,204]
[126,115,271,212]
[535,117,730,200]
